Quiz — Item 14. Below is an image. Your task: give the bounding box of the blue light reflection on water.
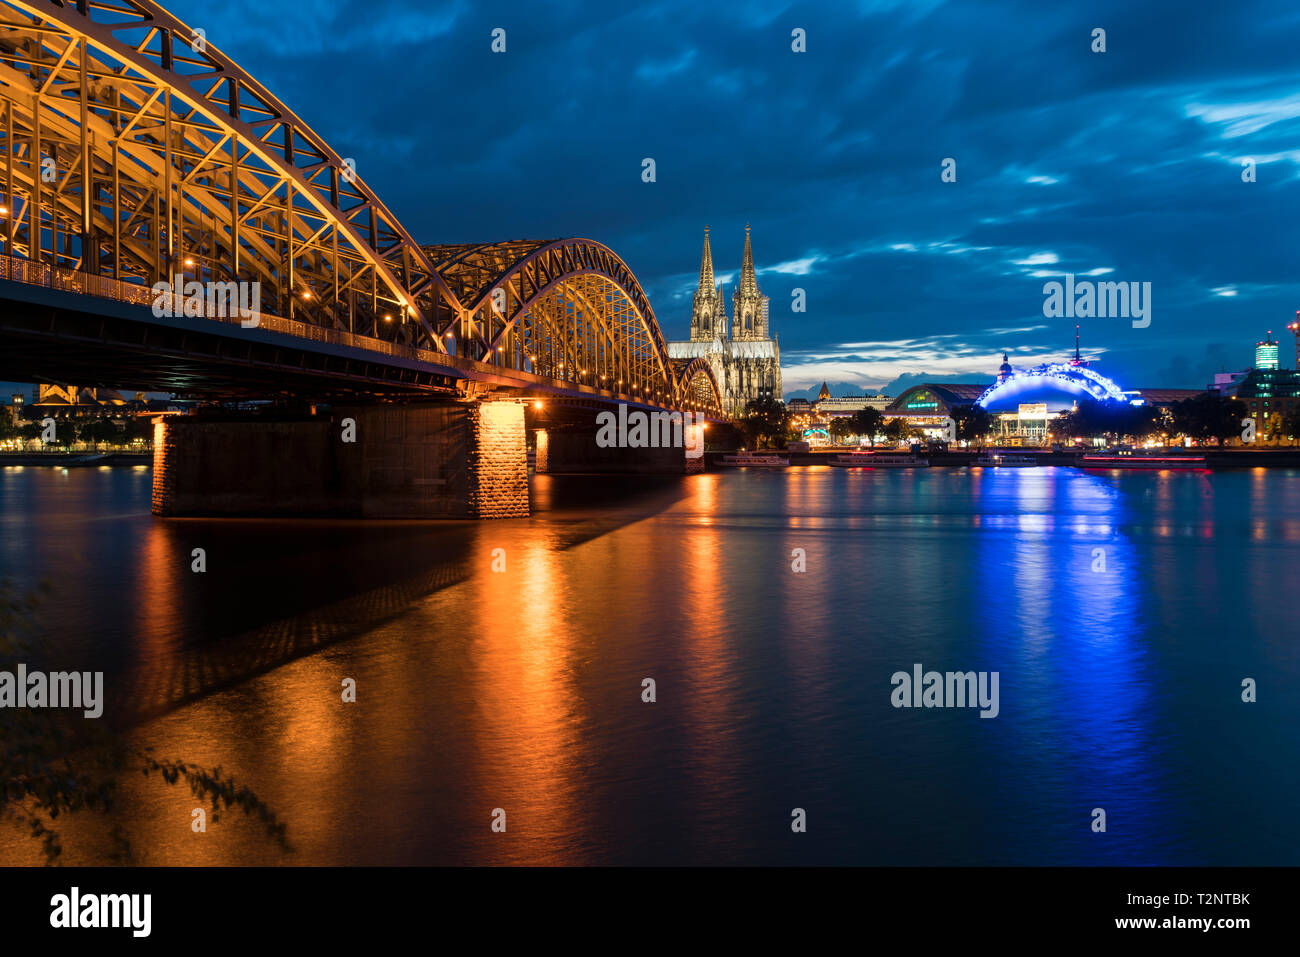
[0,464,1297,865]
[973,468,1170,863]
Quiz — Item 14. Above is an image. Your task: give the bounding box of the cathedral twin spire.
[732,224,764,340]
[691,225,765,343]
[737,224,758,300]
[673,225,782,414]
[698,226,715,291]
[690,226,728,342]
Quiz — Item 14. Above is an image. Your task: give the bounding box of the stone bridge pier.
[152,399,529,519]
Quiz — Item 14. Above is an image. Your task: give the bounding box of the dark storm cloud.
[156,0,1300,394]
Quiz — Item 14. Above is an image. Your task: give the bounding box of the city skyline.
[0,0,1295,919]
[97,0,1300,398]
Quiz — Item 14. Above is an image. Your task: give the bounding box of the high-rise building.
[668,226,782,415]
[1236,367,1300,442]
[1256,335,1279,370]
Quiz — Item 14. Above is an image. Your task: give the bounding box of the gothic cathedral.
[667,225,782,416]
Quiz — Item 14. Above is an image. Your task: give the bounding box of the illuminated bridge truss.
[0,0,460,342]
[426,238,706,407]
[0,0,722,415]
[674,356,724,411]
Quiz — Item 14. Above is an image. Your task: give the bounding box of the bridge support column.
[535,429,550,473]
[465,401,530,518]
[152,400,528,519]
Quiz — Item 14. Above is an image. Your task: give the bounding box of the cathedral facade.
[666,226,782,416]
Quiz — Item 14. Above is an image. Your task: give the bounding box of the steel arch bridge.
[674,356,725,409]
[0,0,723,415]
[425,238,720,409]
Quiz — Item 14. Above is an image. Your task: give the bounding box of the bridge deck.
[0,257,719,417]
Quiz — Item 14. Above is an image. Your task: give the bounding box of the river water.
[0,463,1297,865]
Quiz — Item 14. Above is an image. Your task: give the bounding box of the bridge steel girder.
[673,355,723,411]
[422,238,707,412]
[0,0,462,353]
[0,278,461,398]
[0,0,725,419]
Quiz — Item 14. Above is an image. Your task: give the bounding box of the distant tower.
[1069,324,1088,367]
[731,224,768,340]
[1256,332,1280,370]
[997,353,1013,383]
[817,381,832,401]
[690,227,727,342]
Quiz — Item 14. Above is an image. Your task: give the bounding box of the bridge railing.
[0,250,705,410]
[0,250,469,371]
[0,253,184,311]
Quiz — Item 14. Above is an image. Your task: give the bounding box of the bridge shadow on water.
[25,473,692,727]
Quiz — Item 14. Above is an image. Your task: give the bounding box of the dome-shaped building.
[975,359,1126,414]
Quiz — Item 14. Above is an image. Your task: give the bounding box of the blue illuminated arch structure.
[975,362,1128,411]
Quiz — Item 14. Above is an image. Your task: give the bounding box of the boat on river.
[1079,452,1207,470]
[827,451,929,468]
[972,452,1040,467]
[717,450,790,468]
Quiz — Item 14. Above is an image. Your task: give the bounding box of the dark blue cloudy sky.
[14,0,1299,400]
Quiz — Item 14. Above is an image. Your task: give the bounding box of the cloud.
[636,49,697,82]
[1186,93,1300,138]
[1014,252,1060,266]
[761,256,820,276]
[134,0,1295,396]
